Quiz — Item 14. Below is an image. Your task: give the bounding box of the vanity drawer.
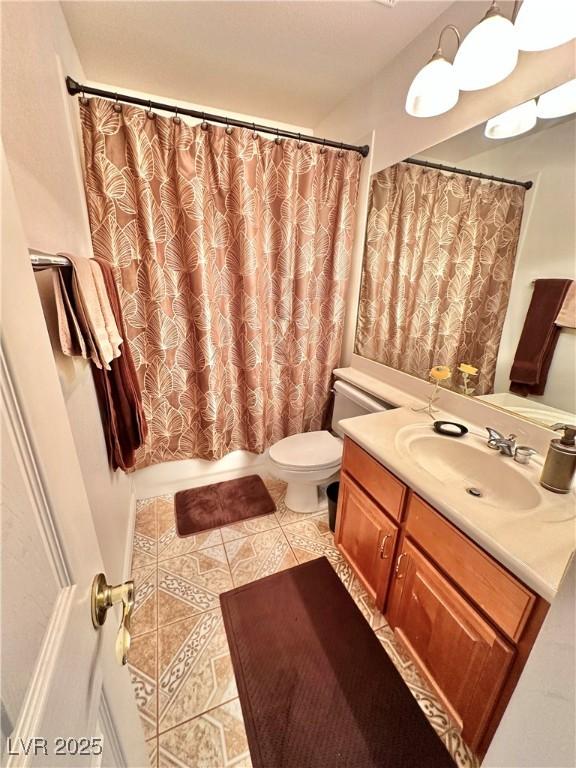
[342,438,407,521]
[405,494,536,642]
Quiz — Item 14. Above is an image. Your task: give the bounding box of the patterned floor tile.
[224,528,297,587]
[282,513,339,564]
[157,496,223,562]
[158,699,251,768]
[220,514,279,543]
[158,545,233,626]
[132,499,157,570]
[128,630,157,740]
[441,727,480,768]
[132,565,158,637]
[158,610,237,733]
[146,737,158,768]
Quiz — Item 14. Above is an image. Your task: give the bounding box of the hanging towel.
[555,280,576,329]
[91,258,147,470]
[52,268,89,359]
[90,260,123,358]
[510,278,572,396]
[61,252,114,369]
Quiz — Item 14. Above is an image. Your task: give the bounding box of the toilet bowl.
[268,431,342,514]
[267,379,395,513]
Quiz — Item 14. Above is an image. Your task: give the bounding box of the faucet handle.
[514,445,537,465]
[486,426,504,448]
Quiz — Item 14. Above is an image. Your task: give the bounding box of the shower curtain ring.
[275,127,282,145]
[320,137,327,154]
[201,112,208,130]
[113,93,122,112]
[146,100,155,119]
[338,142,344,157]
[80,88,88,106]
[225,116,233,135]
[252,122,258,139]
[297,133,303,149]
[172,106,181,124]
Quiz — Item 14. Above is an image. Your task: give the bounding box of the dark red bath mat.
[220,557,454,768]
[175,475,276,537]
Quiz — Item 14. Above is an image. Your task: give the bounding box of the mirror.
[355,103,576,428]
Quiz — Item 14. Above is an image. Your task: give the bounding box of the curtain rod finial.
[66,76,81,95]
[360,145,370,158]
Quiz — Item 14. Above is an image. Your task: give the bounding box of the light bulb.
[515,0,576,52]
[484,100,538,139]
[453,7,518,91]
[405,55,459,118]
[537,79,576,119]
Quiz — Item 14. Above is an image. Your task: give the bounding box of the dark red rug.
[220,557,454,768]
[174,475,276,537]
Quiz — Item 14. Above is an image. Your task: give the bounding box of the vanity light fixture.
[453,1,518,91]
[514,0,576,52]
[484,99,538,140]
[537,78,576,119]
[405,25,460,118]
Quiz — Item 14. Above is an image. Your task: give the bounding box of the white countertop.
[339,407,576,602]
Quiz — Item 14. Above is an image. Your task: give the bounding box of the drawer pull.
[395,552,408,579]
[379,533,392,559]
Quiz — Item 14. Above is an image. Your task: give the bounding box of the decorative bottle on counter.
[540,424,576,494]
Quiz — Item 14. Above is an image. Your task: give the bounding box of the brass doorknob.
[91,573,134,665]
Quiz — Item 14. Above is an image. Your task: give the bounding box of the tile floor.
[128,476,479,768]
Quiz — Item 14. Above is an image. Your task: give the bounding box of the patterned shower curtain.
[80,98,360,467]
[355,162,525,395]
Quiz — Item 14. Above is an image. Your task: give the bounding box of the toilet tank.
[331,379,395,437]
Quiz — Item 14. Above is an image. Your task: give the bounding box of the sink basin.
[396,429,542,512]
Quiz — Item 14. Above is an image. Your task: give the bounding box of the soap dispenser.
[540,424,576,494]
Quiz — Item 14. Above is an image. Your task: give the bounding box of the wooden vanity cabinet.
[388,538,514,749]
[336,474,398,603]
[335,437,549,758]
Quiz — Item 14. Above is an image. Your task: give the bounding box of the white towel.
[555,280,576,328]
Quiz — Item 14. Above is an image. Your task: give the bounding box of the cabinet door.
[335,475,397,605]
[388,539,515,751]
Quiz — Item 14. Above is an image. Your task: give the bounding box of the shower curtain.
[80,98,360,467]
[355,162,525,395]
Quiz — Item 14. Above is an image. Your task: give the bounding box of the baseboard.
[122,481,137,580]
[132,450,267,500]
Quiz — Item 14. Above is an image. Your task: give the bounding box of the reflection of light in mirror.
[537,79,576,119]
[514,0,576,52]
[484,100,538,139]
[453,9,518,91]
[405,56,459,117]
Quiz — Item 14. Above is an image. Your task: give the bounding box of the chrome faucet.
[486,427,517,456]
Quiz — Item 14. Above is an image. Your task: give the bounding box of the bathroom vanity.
[335,409,575,759]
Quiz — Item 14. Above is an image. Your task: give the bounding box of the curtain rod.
[403,157,533,190]
[66,77,370,158]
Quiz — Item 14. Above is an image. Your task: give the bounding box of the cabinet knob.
[379,533,392,559]
[395,552,408,579]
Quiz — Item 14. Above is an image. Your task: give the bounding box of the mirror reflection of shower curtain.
[79,98,360,468]
[355,162,525,395]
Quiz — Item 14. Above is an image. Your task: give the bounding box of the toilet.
[268,379,393,513]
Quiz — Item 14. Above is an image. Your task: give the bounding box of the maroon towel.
[91,259,147,470]
[510,278,571,396]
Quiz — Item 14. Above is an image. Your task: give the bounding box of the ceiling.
[61,0,453,128]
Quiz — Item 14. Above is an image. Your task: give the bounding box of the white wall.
[445,119,576,413]
[1,1,133,582]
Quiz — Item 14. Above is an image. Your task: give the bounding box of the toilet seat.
[268,430,342,472]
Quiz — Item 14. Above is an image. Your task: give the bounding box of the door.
[335,474,398,606]
[388,538,515,750]
[1,150,147,766]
